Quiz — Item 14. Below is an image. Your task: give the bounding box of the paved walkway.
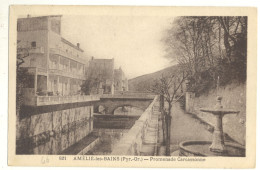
[170,102,212,155]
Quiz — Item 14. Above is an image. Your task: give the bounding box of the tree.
[81,66,108,95]
[217,16,247,82]
[16,41,31,140]
[81,74,101,95]
[163,16,247,95]
[16,41,30,116]
[150,69,187,156]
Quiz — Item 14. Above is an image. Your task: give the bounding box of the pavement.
[156,101,213,156]
[169,102,212,154]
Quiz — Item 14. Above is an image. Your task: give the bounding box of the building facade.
[16,15,99,155]
[88,58,129,95]
[17,15,88,105]
[88,57,115,94]
[114,67,128,92]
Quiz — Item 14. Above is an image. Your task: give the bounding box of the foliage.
[81,68,107,95]
[16,42,30,116]
[150,69,187,114]
[149,70,187,156]
[163,16,247,95]
[81,76,100,95]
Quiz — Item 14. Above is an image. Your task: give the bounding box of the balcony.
[23,67,47,76]
[23,95,100,106]
[49,48,87,64]
[48,68,86,80]
[17,46,45,55]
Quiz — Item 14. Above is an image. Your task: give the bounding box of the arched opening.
[114,106,144,116]
[96,105,106,114]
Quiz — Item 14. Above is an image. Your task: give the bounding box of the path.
[170,102,212,155]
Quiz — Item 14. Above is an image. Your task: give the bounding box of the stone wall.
[186,83,246,145]
[111,96,158,155]
[17,105,94,154]
[94,97,153,115]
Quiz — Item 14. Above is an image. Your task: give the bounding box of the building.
[88,57,115,94]
[88,58,129,95]
[114,67,128,92]
[17,15,89,105]
[16,15,99,155]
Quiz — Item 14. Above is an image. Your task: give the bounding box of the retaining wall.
[17,104,94,154]
[111,96,158,155]
[186,83,246,145]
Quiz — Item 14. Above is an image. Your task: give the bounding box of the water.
[114,106,143,116]
[87,107,143,155]
[86,128,128,155]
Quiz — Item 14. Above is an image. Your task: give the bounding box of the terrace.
[22,92,100,106]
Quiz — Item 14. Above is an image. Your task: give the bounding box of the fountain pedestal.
[200,96,239,153]
[179,96,245,157]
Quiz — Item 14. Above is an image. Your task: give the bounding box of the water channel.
[86,106,143,155]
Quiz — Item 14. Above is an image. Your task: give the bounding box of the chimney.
[77,43,80,48]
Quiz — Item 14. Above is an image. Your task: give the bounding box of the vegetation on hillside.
[128,65,180,92]
[163,16,247,95]
[130,17,247,96]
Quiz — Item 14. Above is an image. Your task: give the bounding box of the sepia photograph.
[8,5,257,168]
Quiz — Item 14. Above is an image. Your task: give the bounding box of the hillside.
[128,64,180,92]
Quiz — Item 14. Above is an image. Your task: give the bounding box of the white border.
[1,1,259,170]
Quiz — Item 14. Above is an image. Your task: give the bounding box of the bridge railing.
[101,93,155,99]
[114,90,155,95]
[111,95,158,155]
[33,95,100,106]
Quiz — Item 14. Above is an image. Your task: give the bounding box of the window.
[23,75,35,88]
[31,41,36,48]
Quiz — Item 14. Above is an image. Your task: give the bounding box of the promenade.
[170,102,212,155]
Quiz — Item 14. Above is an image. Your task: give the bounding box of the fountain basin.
[179,141,245,157]
[200,108,239,115]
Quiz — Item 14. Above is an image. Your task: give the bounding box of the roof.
[61,38,84,52]
[18,15,62,20]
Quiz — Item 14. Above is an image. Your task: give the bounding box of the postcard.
[8,5,256,168]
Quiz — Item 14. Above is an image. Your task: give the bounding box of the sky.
[61,15,174,79]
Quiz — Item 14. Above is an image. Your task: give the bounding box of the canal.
[86,106,143,155]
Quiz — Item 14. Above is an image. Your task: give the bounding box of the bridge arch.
[113,105,144,116]
[94,96,154,115]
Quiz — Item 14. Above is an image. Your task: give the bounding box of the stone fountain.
[179,95,245,156]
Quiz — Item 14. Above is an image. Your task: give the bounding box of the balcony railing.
[35,95,100,106]
[48,68,86,80]
[23,67,47,75]
[17,46,45,55]
[49,48,87,64]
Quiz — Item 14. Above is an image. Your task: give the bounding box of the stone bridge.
[111,96,161,156]
[93,94,155,115]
